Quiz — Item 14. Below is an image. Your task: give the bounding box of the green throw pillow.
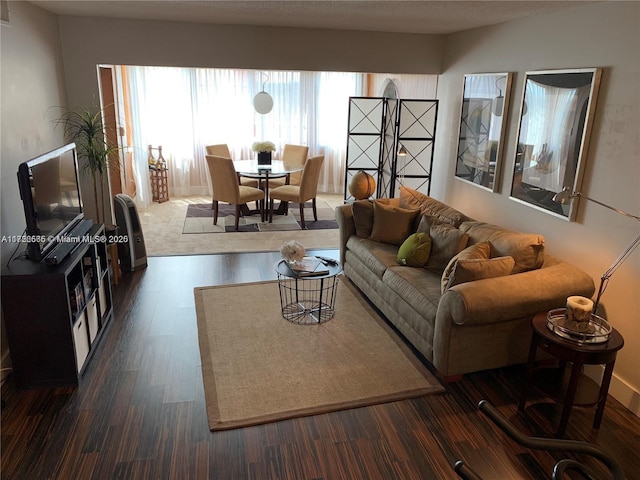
[397,233,432,267]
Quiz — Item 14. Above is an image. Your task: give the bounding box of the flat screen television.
[17,143,87,263]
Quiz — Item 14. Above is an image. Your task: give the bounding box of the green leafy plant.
[54,107,121,225]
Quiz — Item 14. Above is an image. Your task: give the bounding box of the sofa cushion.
[460,221,545,273]
[397,232,432,267]
[351,200,374,238]
[417,215,469,271]
[351,198,396,238]
[441,241,491,293]
[445,256,516,291]
[346,236,400,279]
[399,186,468,227]
[383,266,442,319]
[369,200,419,246]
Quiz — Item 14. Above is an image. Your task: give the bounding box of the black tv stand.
[1,223,114,387]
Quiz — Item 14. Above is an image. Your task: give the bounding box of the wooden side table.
[518,312,624,438]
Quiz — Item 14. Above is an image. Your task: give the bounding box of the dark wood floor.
[2,251,639,479]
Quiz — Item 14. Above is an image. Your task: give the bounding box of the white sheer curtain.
[120,66,364,206]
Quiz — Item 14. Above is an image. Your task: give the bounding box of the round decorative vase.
[257,151,272,165]
[349,170,376,200]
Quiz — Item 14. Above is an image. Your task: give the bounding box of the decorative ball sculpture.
[349,170,376,200]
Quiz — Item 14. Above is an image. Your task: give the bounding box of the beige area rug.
[194,277,444,431]
[138,194,342,256]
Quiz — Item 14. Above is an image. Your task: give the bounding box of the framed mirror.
[510,68,602,220]
[455,72,512,192]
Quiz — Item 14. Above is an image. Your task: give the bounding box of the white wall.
[0,1,68,378]
[57,16,444,110]
[435,1,640,415]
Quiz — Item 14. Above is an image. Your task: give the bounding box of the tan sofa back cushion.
[460,221,545,273]
[399,186,469,227]
[417,215,470,271]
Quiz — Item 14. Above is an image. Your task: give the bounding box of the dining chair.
[205,143,259,188]
[269,155,324,228]
[205,155,265,230]
[268,144,309,188]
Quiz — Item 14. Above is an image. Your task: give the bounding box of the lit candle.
[566,296,594,322]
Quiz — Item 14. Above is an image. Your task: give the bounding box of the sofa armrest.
[437,260,595,327]
[335,204,356,265]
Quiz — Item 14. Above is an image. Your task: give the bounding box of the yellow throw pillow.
[369,201,419,246]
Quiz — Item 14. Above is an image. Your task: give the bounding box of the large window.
[117,66,436,206]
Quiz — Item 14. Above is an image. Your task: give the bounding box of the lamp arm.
[573,192,640,221]
[593,232,640,314]
[560,190,640,314]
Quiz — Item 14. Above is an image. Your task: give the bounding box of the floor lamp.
[553,186,640,315]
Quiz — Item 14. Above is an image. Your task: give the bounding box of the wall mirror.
[455,72,512,192]
[510,68,602,220]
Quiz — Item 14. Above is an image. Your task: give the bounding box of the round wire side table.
[274,259,342,324]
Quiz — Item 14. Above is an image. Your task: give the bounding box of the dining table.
[233,160,304,219]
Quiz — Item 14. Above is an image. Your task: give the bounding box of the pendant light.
[253,71,273,114]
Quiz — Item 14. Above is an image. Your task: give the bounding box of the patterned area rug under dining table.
[183,202,338,233]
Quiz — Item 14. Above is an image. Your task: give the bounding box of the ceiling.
[29,0,596,35]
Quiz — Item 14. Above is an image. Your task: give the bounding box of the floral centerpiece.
[252,141,276,165]
[280,240,305,264]
[251,141,276,153]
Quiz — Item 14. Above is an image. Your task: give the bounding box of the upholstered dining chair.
[268,144,309,188]
[269,155,324,228]
[205,143,259,188]
[205,155,265,230]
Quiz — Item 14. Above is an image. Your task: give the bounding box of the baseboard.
[585,365,640,418]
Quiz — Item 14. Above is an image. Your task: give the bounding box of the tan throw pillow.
[369,201,419,246]
[445,256,516,291]
[351,200,374,238]
[421,220,470,271]
[441,241,491,293]
[459,221,545,273]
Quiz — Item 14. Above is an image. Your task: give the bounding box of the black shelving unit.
[1,224,114,388]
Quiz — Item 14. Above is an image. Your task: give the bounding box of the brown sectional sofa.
[336,187,595,380]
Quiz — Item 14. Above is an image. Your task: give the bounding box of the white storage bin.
[72,315,90,372]
[98,283,107,318]
[87,296,99,344]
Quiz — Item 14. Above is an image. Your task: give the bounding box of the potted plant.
[55,107,121,227]
[252,141,276,165]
